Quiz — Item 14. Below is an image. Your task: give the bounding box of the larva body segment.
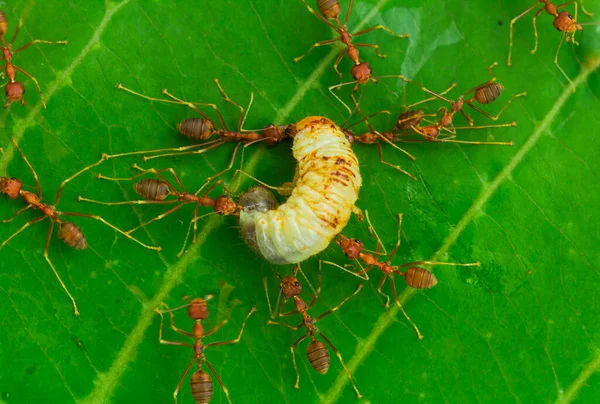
[240,116,361,264]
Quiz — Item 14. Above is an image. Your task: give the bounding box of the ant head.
[214,195,238,215]
[187,297,210,320]
[4,81,24,105]
[337,235,363,259]
[280,274,302,298]
[0,176,22,199]
[351,62,372,84]
[262,124,286,146]
[554,11,582,32]
[453,97,465,112]
[342,129,356,144]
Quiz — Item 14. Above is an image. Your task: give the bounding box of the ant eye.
[2,192,7,196]
[10,177,16,181]
[218,211,224,215]
[294,282,300,287]
[568,13,573,19]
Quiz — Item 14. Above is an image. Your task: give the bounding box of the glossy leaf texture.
[0,0,599,403]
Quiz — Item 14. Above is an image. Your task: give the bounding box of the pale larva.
[239,116,362,264]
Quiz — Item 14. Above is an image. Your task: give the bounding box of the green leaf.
[1,0,599,403]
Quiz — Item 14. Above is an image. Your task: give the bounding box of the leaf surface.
[0,1,599,403]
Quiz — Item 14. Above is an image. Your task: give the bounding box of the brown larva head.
[0,176,23,199]
[214,195,239,215]
[4,81,25,106]
[279,275,302,298]
[351,62,372,84]
[187,297,210,320]
[336,235,363,260]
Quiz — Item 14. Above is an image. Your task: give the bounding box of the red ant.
[0,138,160,315]
[77,164,245,257]
[507,1,596,91]
[295,0,408,85]
[155,296,256,404]
[324,211,479,339]
[113,80,293,163]
[0,9,67,108]
[265,264,363,398]
[406,63,527,126]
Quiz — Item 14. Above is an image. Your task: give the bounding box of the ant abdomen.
[58,222,87,250]
[317,0,341,19]
[134,179,170,201]
[177,118,214,141]
[404,267,438,289]
[473,82,504,105]
[396,110,425,131]
[190,370,213,404]
[307,340,330,374]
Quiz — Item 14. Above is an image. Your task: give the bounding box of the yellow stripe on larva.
[240,116,361,264]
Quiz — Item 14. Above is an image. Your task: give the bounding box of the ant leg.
[397,260,480,269]
[11,137,42,198]
[267,319,302,331]
[388,213,403,260]
[290,333,309,389]
[143,139,225,162]
[194,142,242,196]
[306,261,325,308]
[13,39,68,54]
[158,303,195,338]
[43,220,80,316]
[317,332,362,399]
[2,205,32,223]
[205,307,257,347]
[204,359,232,404]
[9,19,22,45]
[173,358,197,404]
[231,169,290,195]
[0,215,46,248]
[507,3,538,66]
[555,33,576,92]
[204,299,237,337]
[464,91,527,121]
[177,205,199,257]
[452,121,517,130]
[354,43,387,58]
[316,284,363,321]
[59,211,161,251]
[405,83,457,109]
[376,275,391,308]
[128,203,184,236]
[293,38,339,63]
[154,305,194,346]
[299,0,337,28]
[77,197,179,208]
[54,156,107,206]
[375,142,417,181]
[332,49,346,86]
[577,0,593,17]
[213,78,252,132]
[353,24,409,39]
[531,6,546,55]
[13,65,47,108]
[321,260,370,281]
[344,0,354,25]
[390,276,423,339]
[363,210,388,255]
